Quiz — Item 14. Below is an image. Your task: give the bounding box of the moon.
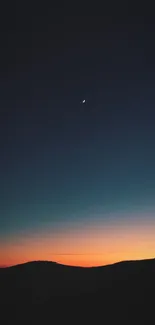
[82,99,86,104]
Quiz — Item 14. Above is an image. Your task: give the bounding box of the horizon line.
[1,256,155,269]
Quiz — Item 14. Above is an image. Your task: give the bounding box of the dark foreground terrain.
[0,258,155,324]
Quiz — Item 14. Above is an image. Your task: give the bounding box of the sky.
[0,3,155,267]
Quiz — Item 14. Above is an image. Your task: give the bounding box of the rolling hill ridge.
[0,258,155,323]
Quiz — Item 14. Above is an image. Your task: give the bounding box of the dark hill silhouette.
[0,258,155,323]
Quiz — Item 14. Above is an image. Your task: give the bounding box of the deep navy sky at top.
[1,3,155,237]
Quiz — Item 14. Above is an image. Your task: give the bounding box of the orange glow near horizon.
[0,215,155,267]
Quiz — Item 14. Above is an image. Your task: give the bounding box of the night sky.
[0,3,155,267]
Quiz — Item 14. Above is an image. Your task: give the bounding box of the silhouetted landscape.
[1,258,155,323]
[1,2,155,324]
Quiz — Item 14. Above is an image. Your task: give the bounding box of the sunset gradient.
[1,210,155,267]
[1,14,155,269]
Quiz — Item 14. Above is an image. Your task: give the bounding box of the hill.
[0,258,155,323]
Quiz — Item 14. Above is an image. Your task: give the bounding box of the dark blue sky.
[0,3,155,265]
